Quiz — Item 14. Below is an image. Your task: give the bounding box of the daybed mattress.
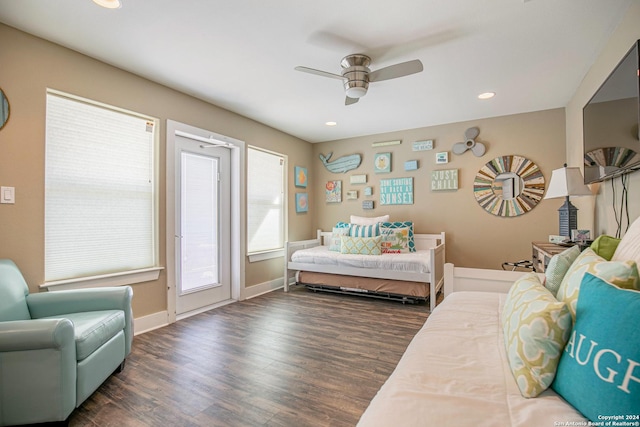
[357,291,587,427]
[290,245,432,273]
[298,271,429,298]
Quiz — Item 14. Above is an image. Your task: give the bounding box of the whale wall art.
[319,152,361,173]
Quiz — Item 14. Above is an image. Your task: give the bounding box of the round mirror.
[474,155,545,217]
[0,88,9,130]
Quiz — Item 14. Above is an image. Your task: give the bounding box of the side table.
[531,241,576,273]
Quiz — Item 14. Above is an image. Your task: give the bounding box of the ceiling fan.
[295,54,423,105]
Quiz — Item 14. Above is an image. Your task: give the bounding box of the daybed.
[284,228,446,311]
[358,218,640,426]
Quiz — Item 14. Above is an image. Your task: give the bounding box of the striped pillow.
[349,223,380,238]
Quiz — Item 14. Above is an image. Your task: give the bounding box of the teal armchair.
[0,259,133,426]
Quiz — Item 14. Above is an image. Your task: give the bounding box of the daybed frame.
[284,230,446,311]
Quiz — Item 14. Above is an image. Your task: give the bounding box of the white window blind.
[247,147,285,254]
[45,92,157,282]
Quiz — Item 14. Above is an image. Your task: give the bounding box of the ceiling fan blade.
[471,142,486,157]
[368,59,423,82]
[452,142,469,155]
[294,66,345,81]
[345,96,359,106]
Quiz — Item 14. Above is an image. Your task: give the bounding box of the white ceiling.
[0,0,632,143]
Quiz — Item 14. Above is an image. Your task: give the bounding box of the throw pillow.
[340,235,382,256]
[611,216,640,264]
[380,221,416,252]
[544,245,581,297]
[335,221,350,228]
[349,223,380,238]
[350,214,389,226]
[590,235,621,261]
[380,226,410,254]
[502,272,572,398]
[329,226,350,252]
[555,248,639,320]
[552,273,640,421]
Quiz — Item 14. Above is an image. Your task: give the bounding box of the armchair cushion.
[0,260,31,322]
[42,310,125,361]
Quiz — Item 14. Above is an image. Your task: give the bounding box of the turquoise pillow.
[552,273,640,421]
[381,221,416,252]
[349,223,380,238]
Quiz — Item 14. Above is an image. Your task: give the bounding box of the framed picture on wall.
[294,166,307,188]
[295,193,308,213]
[374,152,391,173]
[436,151,449,164]
[325,180,342,203]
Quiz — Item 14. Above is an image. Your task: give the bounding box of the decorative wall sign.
[319,152,361,173]
[473,155,545,217]
[372,140,401,147]
[346,190,358,200]
[412,140,433,151]
[294,166,307,187]
[325,180,342,203]
[431,169,459,191]
[295,193,308,212]
[364,186,373,196]
[350,174,367,184]
[404,160,418,171]
[362,200,375,210]
[374,152,391,173]
[436,151,449,164]
[380,177,413,205]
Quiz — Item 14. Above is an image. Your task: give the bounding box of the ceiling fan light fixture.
[345,86,367,99]
[92,0,122,9]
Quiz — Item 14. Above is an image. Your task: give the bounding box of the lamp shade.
[543,166,592,199]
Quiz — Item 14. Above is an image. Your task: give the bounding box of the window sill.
[40,267,164,291]
[248,249,284,263]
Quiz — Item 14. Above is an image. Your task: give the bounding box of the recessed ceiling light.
[478,92,495,100]
[92,0,122,9]
[325,121,337,126]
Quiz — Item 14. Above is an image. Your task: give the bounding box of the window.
[45,91,159,285]
[247,146,286,257]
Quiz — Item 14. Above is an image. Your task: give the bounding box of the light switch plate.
[1,186,15,204]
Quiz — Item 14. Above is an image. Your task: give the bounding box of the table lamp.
[543,164,592,238]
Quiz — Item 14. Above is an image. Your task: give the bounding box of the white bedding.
[290,245,432,273]
[357,291,587,427]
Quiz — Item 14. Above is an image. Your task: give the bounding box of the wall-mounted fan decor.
[453,127,486,157]
[295,54,423,105]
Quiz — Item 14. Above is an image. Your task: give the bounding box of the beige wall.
[566,2,640,236]
[0,25,313,319]
[312,108,567,269]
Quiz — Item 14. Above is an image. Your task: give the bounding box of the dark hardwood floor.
[69,286,435,427]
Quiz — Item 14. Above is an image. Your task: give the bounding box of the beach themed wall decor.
[319,152,361,173]
[380,177,413,205]
[374,152,391,173]
[325,180,342,203]
[295,193,308,213]
[294,166,307,187]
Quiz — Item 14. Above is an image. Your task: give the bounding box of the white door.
[175,136,231,316]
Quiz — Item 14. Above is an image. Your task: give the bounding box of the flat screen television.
[583,40,640,184]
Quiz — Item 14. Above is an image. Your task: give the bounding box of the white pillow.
[612,216,640,265]
[350,214,389,226]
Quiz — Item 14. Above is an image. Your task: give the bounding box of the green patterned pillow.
[340,235,382,255]
[556,248,640,320]
[544,245,581,297]
[502,272,573,398]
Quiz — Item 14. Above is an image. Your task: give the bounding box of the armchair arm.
[0,318,74,352]
[27,286,134,355]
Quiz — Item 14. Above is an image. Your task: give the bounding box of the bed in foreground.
[357,217,640,426]
[284,229,445,311]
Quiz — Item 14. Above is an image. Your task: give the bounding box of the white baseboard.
[242,277,284,300]
[134,310,168,335]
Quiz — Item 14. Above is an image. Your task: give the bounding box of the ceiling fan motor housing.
[341,54,370,98]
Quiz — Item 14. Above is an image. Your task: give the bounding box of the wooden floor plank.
[68,286,434,426]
